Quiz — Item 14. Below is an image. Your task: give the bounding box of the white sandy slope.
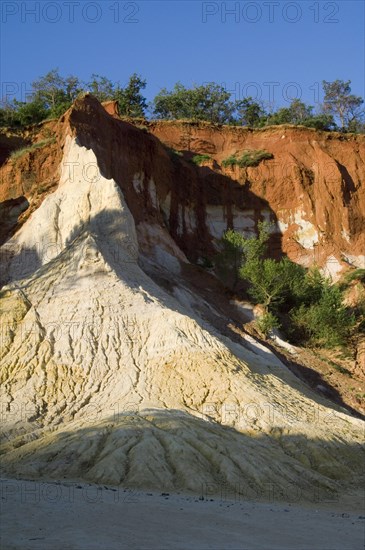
[0,137,364,501]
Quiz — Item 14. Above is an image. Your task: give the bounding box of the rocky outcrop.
[147,121,365,275]
[1,98,364,278]
[0,97,364,499]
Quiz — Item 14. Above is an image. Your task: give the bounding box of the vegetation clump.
[10,137,56,161]
[256,312,280,336]
[0,70,363,133]
[222,150,273,168]
[216,222,357,348]
[191,154,212,165]
[341,268,365,286]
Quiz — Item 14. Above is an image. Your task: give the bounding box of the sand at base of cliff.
[1,478,364,550]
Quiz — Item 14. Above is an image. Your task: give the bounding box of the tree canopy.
[265,99,335,131]
[0,72,363,133]
[234,97,267,127]
[322,80,364,131]
[152,82,235,123]
[116,73,147,117]
[0,69,148,126]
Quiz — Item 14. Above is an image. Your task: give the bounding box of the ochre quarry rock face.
[101,100,120,117]
[1,97,364,278]
[0,97,364,501]
[147,121,365,276]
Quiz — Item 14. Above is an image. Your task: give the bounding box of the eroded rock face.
[1,97,364,276]
[147,122,365,275]
[0,98,364,499]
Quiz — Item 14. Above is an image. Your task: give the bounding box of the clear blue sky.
[1,0,364,110]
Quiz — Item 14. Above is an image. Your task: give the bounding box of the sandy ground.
[1,478,364,550]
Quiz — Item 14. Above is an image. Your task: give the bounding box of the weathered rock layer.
[0,98,364,500]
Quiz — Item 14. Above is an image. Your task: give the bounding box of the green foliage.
[266,99,336,131]
[238,150,274,167]
[216,221,273,290]
[215,228,247,288]
[346,118,365,134]
[234,97,267,127]
[268,99,313,125]
[1,72,363,132]
[191,154,211,165]
[0,102,18,127]
[257,312,280,336]
[240,254,306,309]
[221,154,238,168]
[32,69,81,117]
[217,224,356,349]
[240,221,271,261]
[0,69,81,127]
[0,69,148,128]
[222,150,273,168]
[322,79,364,131]
[290,283,355,348]
[10,137,56,161]
[341,268,365,286]
[115,73,147,117]
[300,114,336,131]
[87,74,115,102]
[87,73,148,117]
[153,82,235,123]
[12,100,49,126]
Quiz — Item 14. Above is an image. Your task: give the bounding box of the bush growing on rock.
[218,223,357,348]
[222,150,273,168]
[257,312,281,336]
[191,154,212,165]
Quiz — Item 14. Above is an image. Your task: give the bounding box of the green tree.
[153,83,186,119]
[216,229,247,289]
[153,82,235,123]
[87,74,115,102]
[30,69,82,118]
[12,99,49,126]
[217,221,281,293]
[0,100,17,127]
[271,99,313,125]
[116,73,147,117]
[196,83,234,123]
[234,97,267,127]
[216,224,355,348]
[239,220,271,263]
[32,69,65,111]
[268,100,310,124]
[322,80,364,131]
[220,221,306,311]
[64,75,82,102]
[32,69,81,115]
[300,113,335,131]
[291,282,355,347]
[257,311,281,336]
[240,255,306,310]
[346,117,365,134]
[266,99,335,131]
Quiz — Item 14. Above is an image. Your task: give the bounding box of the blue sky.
[1,0,364,110]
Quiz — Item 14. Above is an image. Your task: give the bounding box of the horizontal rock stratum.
[0,97,364,501]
